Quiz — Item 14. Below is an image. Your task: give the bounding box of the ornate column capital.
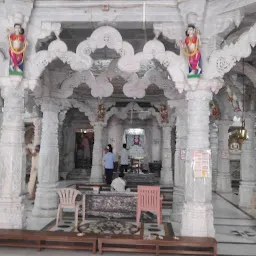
[91,121,107,128]
[36,97,70,113]
[186,89,213,102]
[215,119,233,126]
[0,76,23,91]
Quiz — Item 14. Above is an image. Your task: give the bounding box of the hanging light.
[228,59,248,144]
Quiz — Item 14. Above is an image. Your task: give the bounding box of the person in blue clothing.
[103,145,115,184]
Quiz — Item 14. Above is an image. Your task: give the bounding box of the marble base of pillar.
[181,202,215,237]
[160,168,173,186]
[212,169,217,191]
[216,173,232,193]
[0,196,26,228]
[90,165,104,184]
[239,181,256,208]
[32,184,58,217]
[170,185,184,222]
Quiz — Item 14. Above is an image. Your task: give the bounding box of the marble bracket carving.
[204,23,256,80]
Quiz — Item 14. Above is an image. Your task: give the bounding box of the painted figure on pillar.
[209,100,220,120]
[98,104,105,121]
[180,24,202,78]
[226,85,243,112]
[8,23,27,76]
[160,105,169,123]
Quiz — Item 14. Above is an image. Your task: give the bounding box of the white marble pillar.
[210,123,218,191]
[0,77,26,228]
[0,96,3,137]
[58,111,66,177]
[32,98,60,217]
[216,120,232,193]
[160,124,173,185]
[239,112,256,208]
[181,90,215,237]
[171,107,187,222]
[108,117,123,158]
[63,124,75,173]
[90,122,104,183]
[151,119,161,161]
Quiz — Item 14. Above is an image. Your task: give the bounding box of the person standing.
[26,145,40,199]
[103,145,115,184]
[118,143,129,174]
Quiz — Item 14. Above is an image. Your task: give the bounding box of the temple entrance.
[75,129,94,169]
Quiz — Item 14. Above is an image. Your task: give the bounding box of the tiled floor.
[1,184,256,255]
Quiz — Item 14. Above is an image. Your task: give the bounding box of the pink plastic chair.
[136,186,163,229]
[56,188,83,228]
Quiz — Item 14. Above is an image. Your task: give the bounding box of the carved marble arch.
[205,23,256,80]
[104,102,161,125]
[117,38,187,93]
[70,99,97,124]
[25,39,93,80]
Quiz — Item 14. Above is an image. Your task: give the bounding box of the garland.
[9,35,27,55]
[181,37,199,57]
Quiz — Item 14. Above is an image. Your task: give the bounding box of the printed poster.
[192,149,210,178]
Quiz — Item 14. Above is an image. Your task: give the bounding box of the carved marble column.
[0,77,26,228]
[239,112,256,208]
[171,107,187,222]
[0,96,3,137]
[210,123,218,191]
[32,98,60,217]
[63,124,75,174]
[90,122,105,183]
[216,120,232,193]
[108,117,123,158]
[181,90,215,237]
[151,119,161,161]
[58,111,66,178]
[160,124,173,185]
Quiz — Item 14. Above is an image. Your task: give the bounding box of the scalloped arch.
[117,38,187,92]
[26,26,135,83]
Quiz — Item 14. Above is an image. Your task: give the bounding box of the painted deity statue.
[8,23,27,76]
[160,105,169,123]
[180,24,202,77]
[133,135,141,146]
[226,85,243,112]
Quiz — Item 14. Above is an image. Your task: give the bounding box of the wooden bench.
[98,236,217,256]
[0,229,97,253]
[156,236,217,256]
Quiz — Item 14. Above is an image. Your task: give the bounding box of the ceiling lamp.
[228,59,248,144]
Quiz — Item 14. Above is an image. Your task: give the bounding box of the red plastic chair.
[136,185,163,229]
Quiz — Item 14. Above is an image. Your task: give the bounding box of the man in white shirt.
[111,172,131,192]
[118,143,129,173]
[111,173,126,192]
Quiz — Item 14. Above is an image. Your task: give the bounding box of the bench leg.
[92,241,96,254]
[98,240,102,255]
[156,244,159,256]
[213,244,217,256]
[37,241,41,252]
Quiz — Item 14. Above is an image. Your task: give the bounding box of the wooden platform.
[98,236,217,256]
[0,229,97,253]
[0,229,217,255]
